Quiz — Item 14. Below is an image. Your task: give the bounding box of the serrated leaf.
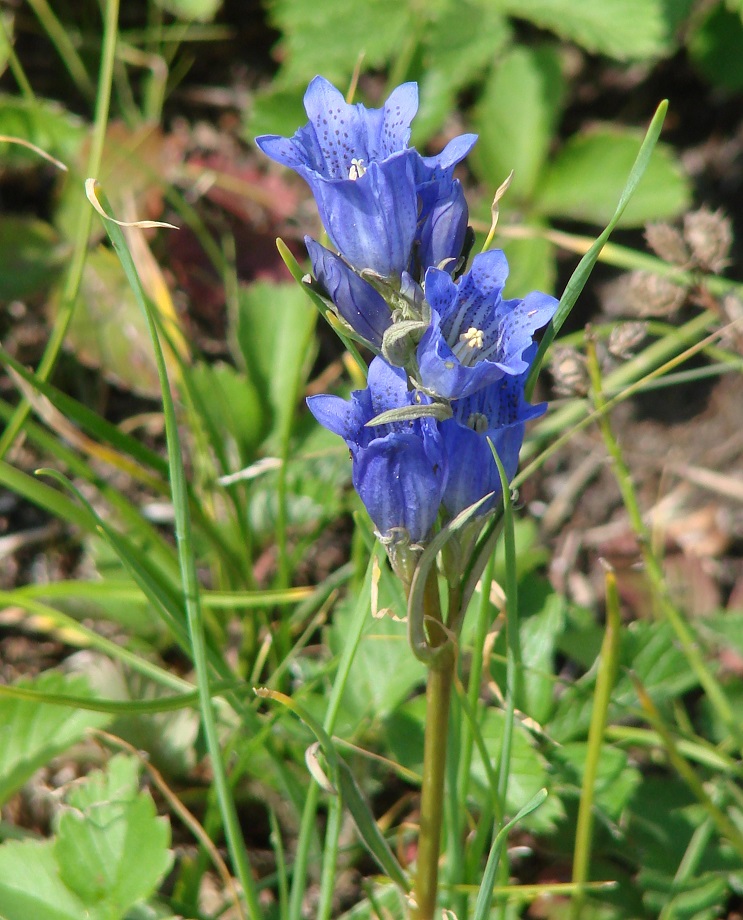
[54,754,172,914]
[268,0,413,85]
[0,672,111,806]
[556,743,641,820]
[519,593,564,724]
[331,575,424,721]
[549,620,699,742]
[413,6,511,143]
[472,709,564,832]
[470,45,565,200]
[534,127,690,227]
[0,840,87,920]
[496,0,691,61]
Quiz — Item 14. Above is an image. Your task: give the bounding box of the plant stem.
[0,0,118,460]
[570,570,621,920]
[585,337,743,753]
[413,571,454,920]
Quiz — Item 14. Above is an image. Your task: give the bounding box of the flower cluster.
[257,77,557,555]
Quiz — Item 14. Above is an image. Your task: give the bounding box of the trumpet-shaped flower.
[439,350,544,518]
[305,237,392,348]
[307,357,447,544]
[417,249,557,400]
[256,76,475,280]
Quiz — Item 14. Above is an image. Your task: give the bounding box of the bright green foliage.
[266,0,414,86]
[54,755,172,914]
[0,96,84,167]
[3,2,743,918]
[471,46,565,202]
[0,756,172,920]
[535,128,692,227]
[413,4,511,143]
[0,672,111,807]
[235,280,317,449]
[495,0,692,60]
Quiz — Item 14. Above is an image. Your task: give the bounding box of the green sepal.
[381,319,429,367]
[366,401,452,427]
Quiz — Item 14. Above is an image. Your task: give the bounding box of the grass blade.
[525,100,669,399]
[89,182,262,918]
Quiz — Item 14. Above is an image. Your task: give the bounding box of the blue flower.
[256,76,476,279]
[412,143,474,275]
[307,357,447,543]
[439,351,544,519]
[305,237,392,348]
[416,250,558,400]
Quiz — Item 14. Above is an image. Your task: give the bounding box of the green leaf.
[534,126,691,228]
[688,3,743,92]
[556,743,641,820]
[53,245,161,397]
[470,45,565,200]
[0,95,85,168]
[268,0,414,85]
[413,6,511,143]
[246,84,308,143]
[0,12,13,78]
[331,587,425,722]
[189,360,266,464]
[0,671,111,806]
[519,593,564,724]
[496,0,691,61]
[0,217,66,301]
[497,229,556,299]
[0,840,86,920]
[472,709,564,833]
[54,754,173,914]
[236,280,316,446]
[151,0,221,21]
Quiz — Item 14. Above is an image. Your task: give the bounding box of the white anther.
[348,158,367,180]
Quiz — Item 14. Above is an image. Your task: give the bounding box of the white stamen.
[451,326,485,365]
[348,158,367,180]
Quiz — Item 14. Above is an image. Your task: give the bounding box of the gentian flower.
[256,76,476,281]
[307,357,447,544]
[412,148,473,276]
[416,249,558,400]
[305,237,392,348]
[439,348,544,519]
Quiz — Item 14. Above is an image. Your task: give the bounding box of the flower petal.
[306,237,392,347]
[311,154,418,276]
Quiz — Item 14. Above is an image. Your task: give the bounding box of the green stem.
[415,652,454,920]
[0,0,119,460]
[450,553,496,920]
[585,338,743,753]
[25,0,95,99]
[413,571,454,920]
[570,570,621,920]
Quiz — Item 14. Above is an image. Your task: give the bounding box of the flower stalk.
[412,569,454,920]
